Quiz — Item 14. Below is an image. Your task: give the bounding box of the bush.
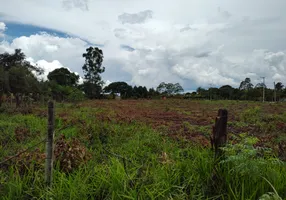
[240,106,262,124]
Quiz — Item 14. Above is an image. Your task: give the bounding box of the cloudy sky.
[0,0,286,91]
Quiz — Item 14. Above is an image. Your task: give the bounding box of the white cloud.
[1,32,88,73]
[0,0,286,90]
[28,58,65,80]
[118,10,153,24]
[0,32,86,83]
[0,22,6,37]
[103,80,112,88]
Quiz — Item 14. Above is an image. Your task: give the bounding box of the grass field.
[0,99,286,199]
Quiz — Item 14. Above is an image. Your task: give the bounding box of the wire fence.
[0,123,72,166]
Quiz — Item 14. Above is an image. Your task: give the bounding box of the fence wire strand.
[0,124,72,166]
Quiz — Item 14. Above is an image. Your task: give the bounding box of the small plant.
[240,106,262,124]
[54,134,91,172]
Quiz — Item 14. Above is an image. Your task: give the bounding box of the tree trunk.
[15,93,21,108]
[211,109,228,159]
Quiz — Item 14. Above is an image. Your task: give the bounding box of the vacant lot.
[83,99,286,150]
[0,99,285,199]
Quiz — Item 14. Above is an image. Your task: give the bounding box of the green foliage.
[47,67,79,86]
[133,85,148,98]
[240,106,262,124]
[0,101,286,199]
[48,81,84,103]
[157,82,184,96]
[66,88,85,102]
[219,85,234,99]
[82,47,105,99]
[239,78,254,90]
[104,82,133,99]
[217,133,285,199]
[0,49,43,107]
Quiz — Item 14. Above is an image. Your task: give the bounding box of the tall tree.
[275,82,284,101]
[275,82,284,91]
[239,78,253,90]
[82,47,105,98]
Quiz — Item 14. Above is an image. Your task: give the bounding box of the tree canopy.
[82,47,105,98]
[156,82,184,95]
[0,49,43,106]
[104,82,133,99]
[48,67,79,86]
[239,78,253,90]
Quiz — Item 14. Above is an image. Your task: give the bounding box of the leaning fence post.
[45,101,55,187]
[211,109,228,159]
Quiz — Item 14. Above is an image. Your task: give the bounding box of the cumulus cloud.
[118,10,153,24]
[3,32,88,72]
[1,0,286,90]
[28,58,65,80]
[0,32,89,82]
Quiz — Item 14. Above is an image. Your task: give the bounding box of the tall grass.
[0,104,285,199]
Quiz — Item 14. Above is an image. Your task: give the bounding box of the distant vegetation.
[1,47,285,108]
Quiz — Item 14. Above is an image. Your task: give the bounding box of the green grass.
[0,101,286,199]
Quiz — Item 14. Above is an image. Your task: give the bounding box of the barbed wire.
[0,124,73,166]
[0,138,46,166]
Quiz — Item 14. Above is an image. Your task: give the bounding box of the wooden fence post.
[211,109,228,159]
[45,101,55,187]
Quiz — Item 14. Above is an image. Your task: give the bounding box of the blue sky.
[3,22,68,41]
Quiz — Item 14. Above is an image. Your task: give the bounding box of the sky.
[0,0,286,91]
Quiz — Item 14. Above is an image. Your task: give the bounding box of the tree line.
[192,78,285,101]
[1,47,285,108]
[0,47,184,107]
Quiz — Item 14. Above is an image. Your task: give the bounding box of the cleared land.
[0,100,286,199]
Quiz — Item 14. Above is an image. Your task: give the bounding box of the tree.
[82,47,105,99]
[132,86,148,98]
[0,49,43,107]
[156,82,184,96]
[48,68,79,86]
[148,88,159,97]
[239,78,253,90]
[219,85,234,99]
[104,82,133,99]
[275,82,284,101]
[196,87,208,98]
[0,49,43,74]
[275,82,284,91]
